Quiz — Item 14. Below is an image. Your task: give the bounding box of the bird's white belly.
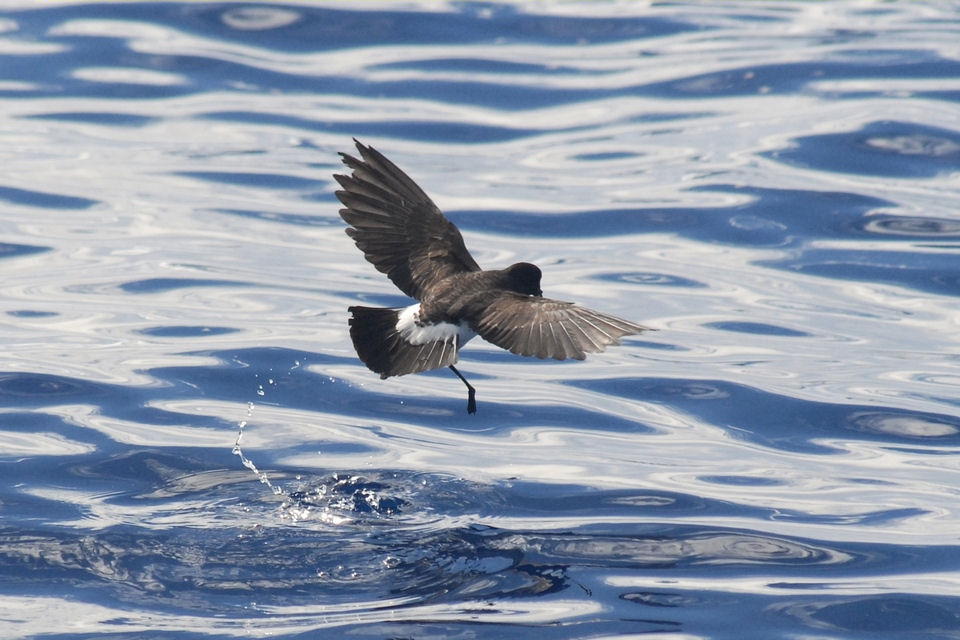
[396,303,476,347]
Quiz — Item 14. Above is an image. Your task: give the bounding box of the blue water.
[2,2,960,638]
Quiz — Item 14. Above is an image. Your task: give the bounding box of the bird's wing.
[335,140,481,300]
[470,292,651,360]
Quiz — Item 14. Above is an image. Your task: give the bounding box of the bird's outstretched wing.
[471,292,651,360]
[335,140,481,300]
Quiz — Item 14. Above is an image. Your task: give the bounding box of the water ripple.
[2,2,960,638]
[770,120,960,178]
[574,377,960,453]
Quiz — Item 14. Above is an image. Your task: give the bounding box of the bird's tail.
[348,306,459,378]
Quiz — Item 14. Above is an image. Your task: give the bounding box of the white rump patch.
[396,303,476,347]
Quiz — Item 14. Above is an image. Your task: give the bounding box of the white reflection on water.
[0,594,605,638]
[2,1,960,638]
[608,573,960,598]
[0,429,94,457]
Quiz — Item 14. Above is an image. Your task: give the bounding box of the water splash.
[232,401,282,495]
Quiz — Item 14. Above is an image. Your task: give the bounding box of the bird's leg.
[448,365,476,414]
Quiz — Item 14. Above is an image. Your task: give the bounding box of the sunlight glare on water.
[1,2,960,639]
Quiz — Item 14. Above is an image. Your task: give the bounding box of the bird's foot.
[466,388,477,415]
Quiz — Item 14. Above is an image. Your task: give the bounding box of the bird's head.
[503,262,543,297]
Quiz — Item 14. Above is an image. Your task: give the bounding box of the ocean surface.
[2,2,960,638]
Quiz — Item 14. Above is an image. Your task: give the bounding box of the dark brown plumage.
[335,139,651,413]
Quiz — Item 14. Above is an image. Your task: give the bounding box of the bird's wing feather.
[336,140,480,300]
[470,292,651,360]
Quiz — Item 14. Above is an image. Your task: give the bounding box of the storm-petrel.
[335,139,650,414]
